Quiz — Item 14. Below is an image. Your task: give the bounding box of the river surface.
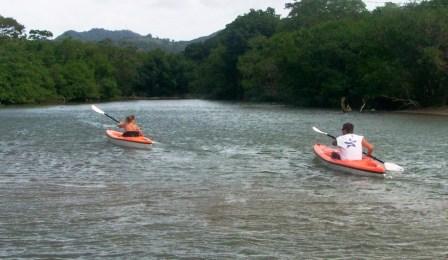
[0,100,447,259]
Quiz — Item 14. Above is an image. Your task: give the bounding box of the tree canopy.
[1,0,447,109]
[185,0,447,109]
[0,15,25,39]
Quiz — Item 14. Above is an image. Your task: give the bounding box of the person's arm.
[117,121,125,128]
[362,138,374,156]
[332,135,340,146]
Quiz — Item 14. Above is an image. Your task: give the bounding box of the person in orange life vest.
[117,115,143,137]
[331,122,374,160]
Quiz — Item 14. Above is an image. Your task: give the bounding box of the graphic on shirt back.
[344,138,357,148]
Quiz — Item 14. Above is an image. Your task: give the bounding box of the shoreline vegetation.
[1,0,447,110]
[0,96,194,108]
[2,97,447,117]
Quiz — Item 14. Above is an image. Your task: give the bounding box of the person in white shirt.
[331,122,374,160]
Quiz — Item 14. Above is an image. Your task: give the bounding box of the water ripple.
[0,100,447,258]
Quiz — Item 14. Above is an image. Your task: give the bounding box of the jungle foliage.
[1,0,447,109]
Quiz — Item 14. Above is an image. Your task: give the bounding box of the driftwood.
[340,95,418,112]
[340,97,352,113]
[378,95,420,109]
[360,98,366,112]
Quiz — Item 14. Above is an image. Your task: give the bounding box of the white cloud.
[0,0,289,40]
[0,0,408,40]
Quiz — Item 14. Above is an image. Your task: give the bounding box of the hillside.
[56,28,213,53]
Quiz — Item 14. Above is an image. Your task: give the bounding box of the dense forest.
[1,0,447,109]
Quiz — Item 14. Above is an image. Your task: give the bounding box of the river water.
[0,100,447,259]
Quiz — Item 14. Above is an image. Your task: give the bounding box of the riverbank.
[2,98,447,117]
[397,106,448,116]
[0,96,195,108]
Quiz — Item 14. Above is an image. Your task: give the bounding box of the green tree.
[0,15,25,38]
[284,0,367,29]
[135,50,189,97]
[55,61,99,102]
[0,40,57,104]
[238,36,281,101]
[28,29,53,40]
[189,8,281,99]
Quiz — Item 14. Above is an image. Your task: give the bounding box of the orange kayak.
[313,144,386,177]
[106,130,153,149]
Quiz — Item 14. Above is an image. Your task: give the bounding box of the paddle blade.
[91,105,105,115]
[313,126,336,139]
[384,162,404,172]
[312,126,327,135]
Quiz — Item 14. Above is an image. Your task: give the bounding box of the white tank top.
[336,134,364,160]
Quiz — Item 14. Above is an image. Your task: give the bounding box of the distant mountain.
[55,28,214,53]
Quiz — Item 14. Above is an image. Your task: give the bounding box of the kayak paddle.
[312,126,404,172]
[91,105,120,123]
[312,126,336,139]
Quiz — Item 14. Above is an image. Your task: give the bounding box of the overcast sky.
[1,0,407,41]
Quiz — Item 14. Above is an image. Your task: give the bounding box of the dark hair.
[342,122,354,133]
[125,115,135,123]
